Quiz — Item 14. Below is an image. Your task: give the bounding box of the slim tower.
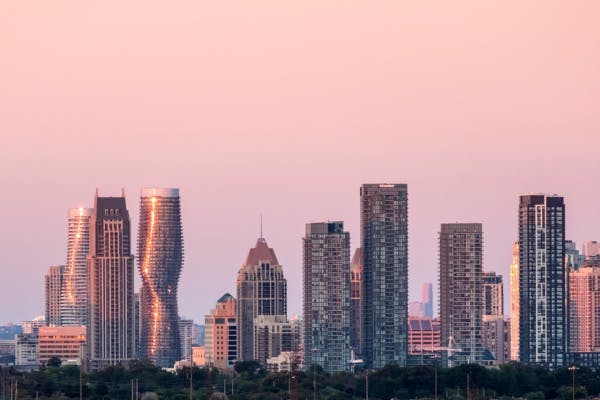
[236,237,287,361]
[350,248,363,356]
[303,222,351,372]
[87,192,135,368]
[509,242,519,361]
[60,207,93,326]
[361,183,409,368]
[518,194,566,369]
[138,188,184,367]
[45,265,65,326]
[483,272,503,317]
[439,223,484,366]
[568,257,600,352]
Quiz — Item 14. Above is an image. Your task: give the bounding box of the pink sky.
[1,1,599,324]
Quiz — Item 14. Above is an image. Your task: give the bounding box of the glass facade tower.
[138,188,184,368]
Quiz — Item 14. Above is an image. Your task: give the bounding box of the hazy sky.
[1,1,599,324]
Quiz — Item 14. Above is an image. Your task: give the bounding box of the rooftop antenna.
[260,213,263,239]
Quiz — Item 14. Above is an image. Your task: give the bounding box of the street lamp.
[568,366,578,400]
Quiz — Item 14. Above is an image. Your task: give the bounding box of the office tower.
[253,315,299,366]
[361,183,409,368]
[45,265,65,326]
[205,293,237,370]
[38,326,86,365]
[60,208,93,326]
[179,318,194,361]
[408,316,440,355]
[483,272,504,317]
[87,192,135,368]
[138,188,184,368]
[518,194,566,368]
[569,257,600,352]
[565,240,584,271]
[439,223,484,366]
[422,283,434,319]
[482,317,509,365]
[349,248,363,356]
[583,241,599,259]
[509,242,519,361]
[303,222,351,372]
[236,237,287,361]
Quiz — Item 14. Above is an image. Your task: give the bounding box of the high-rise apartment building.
[361,184,409,368]
[350,248,363,356]
[518,194,566,369]
[45,265,65,326]
[583,241,599,260]
[509,242,519,361]
[569,257,600,352]
[236,238,287,361]
[60,208,93,326]
[138,188,184,368]
[303,221,351,372]
[482,316,509,365]
[87,192,135,368]
[179,318,194,361]
[483,272,503,317]
[439,223,484,366]
[205,293,237,370]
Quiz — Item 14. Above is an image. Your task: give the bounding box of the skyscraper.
[439,223,484,366]
[361,184,408,368]
[138,188,184,368]
[179,318,194,361]
[45,265,65,326]
[518,194,566,369]
[483,272,503,317]
[303,221,351,372]
[421,283,434,319]
[568,257,600,352]
[60,207,93,326]
[87,191,135,368]
[236,237,287,361]
[349,248,363,356]
[509,242,519,361]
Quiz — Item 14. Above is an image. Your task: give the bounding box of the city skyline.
[1,1,600,326]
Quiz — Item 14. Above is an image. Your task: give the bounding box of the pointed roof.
[351,247,363,273]
[217,293,235,303]
[243,238,280,267]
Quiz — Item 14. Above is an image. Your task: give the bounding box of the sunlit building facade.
[60,207,93,326]
[569,257,600,352]
[236,237,287,361]
[518,194,566,369]
[38,326,86,365]
[138,188,184,368]
[87,192,135,367]
[350,248,363,356]
[205,293,237,370]
[361,183,409,368]
[45,265,65,326]
[510,242,519,361]
[439,223,484,366]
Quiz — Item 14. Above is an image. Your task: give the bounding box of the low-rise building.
[38,326,86,365]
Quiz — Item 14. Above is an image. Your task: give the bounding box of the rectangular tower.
[439,223,484,366]
[45,265,65,326]
[518,194,566,369]
[87,193,135,368]
[509,242,519,361]
[483,272,503,317]
[361,184,409,368]
[303,221,351,372]
[568,258,600,352]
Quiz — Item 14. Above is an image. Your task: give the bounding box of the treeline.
[0,360,598,400]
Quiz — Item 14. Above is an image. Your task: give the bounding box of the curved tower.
[60,207,93,326]
[138,188,184,367]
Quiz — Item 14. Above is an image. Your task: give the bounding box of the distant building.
[439,223,484,366]
[509,242,519,361]
[253,315,300,366]
[15,334,38,365]
[483,272,503,317]
[408,316,440,355]
[236,238,287,362]
[569,257,600,352]
[179,318,194,361]
[60,208,93,326]
[565,240,584,271]
[22,317,45,335]
[192,324,205,346]
[583,241,599,259]
[482,316,509,365]
[87,192,135,368]
[45,265,65,326]
[422,283,434,319]
[138,188,184,368]
[518,194,566,369]
[192,346,206,367]
[349,248,363,356]
[303,221,351,372]
[408,302,425,318]
[361,184,409,368]
[38,326,86,365]
[205,293,237,370]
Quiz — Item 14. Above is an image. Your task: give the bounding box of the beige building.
[569,258,600,352]
[38,326,86,365]
[192,346,206,367]
[509,242,519,361]
[205,293,237,370]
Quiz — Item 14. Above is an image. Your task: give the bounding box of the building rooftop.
[243,238,279,267]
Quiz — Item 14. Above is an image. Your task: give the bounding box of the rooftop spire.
[260,213,263,239]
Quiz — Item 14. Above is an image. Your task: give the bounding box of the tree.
[47,357,62,368]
